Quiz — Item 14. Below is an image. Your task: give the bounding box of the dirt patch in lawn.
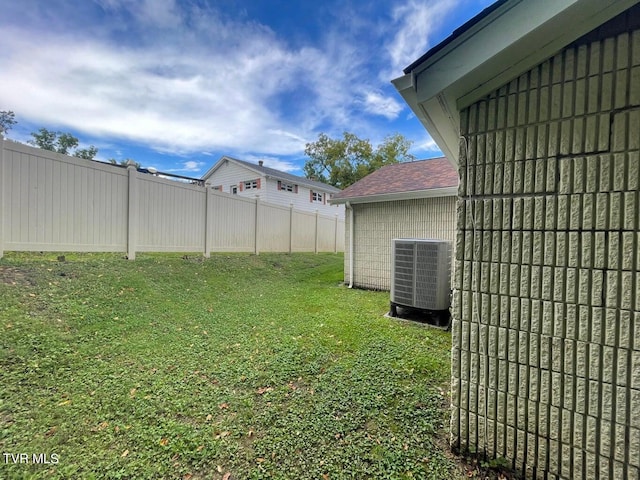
[0,266,38,287]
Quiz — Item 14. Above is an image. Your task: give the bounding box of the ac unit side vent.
[391,238,451,311]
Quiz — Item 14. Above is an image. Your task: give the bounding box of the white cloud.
[0,22,306,156]
[241,154,301,173]
[384,0,459,79]
[361,91,404,120]
[0,4,358,156]
[182,160,205,172]
[0,0,442,163]
[416,136,441,152]
[95,0,183,28]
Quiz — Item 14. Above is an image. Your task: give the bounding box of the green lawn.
[0,252,460,479]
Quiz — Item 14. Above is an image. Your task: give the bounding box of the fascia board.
[394,0,640,168]
[454,0,640,109]
[411,0,581,104]
[391,74,460,167]
[330,186,458,205]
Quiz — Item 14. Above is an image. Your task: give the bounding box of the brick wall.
[451,13,640,480]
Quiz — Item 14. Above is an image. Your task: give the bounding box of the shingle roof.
[202,156,341,193]
[331,157,458,202]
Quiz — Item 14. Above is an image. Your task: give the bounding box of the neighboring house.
[394,1,640,479]
[201,156,344,219]
[330,158,458,290]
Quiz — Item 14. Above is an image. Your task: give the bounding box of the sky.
[0,0,494,178]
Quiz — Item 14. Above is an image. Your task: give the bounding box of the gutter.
[346,201,354,289]
[330,186,458,205]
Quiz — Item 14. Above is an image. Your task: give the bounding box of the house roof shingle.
[331,157,458,203]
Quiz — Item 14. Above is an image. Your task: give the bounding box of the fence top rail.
[3,139,130,177]
[137,171,206,192]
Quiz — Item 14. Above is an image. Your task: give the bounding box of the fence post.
[254,196,260,255]
[289,203,294,254]
[204,184,212,258]
[334,214,338,254]
[126,163,138,260]
[0,135,4,259]
[314,209,319,254]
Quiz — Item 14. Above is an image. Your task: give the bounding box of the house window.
[311,191,324,203]
[231,185,238,194]
[241,179,261,190]
[277,180,298,193]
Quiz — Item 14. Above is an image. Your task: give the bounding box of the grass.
[0,252,461,479]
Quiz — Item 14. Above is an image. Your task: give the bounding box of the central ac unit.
[390,238,451,324]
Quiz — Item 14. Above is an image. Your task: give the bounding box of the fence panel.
[207,190,256,252]
[2,140,128,252]
[317,215,340,253]
[291,210,316,252]
[257,202,292,252]
[137,175,206,252]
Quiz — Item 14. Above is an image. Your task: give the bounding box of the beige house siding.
[344,196,457,290]
[451,18,640,480]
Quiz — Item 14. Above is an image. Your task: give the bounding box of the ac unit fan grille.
[391,239,451,311]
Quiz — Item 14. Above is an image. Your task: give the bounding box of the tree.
[29,128,98,160]
[0,110,17,136]
[303,132,415,189]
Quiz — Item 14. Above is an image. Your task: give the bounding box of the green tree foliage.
[303,132,415,189]
[0,110,17,135]
[29,128,98,160]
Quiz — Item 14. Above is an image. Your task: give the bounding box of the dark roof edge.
[403,0,511,74]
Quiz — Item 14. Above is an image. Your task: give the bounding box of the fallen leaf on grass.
[222,473,231,480]
[93,421,109,432]
[217,465,223,473]
[196,445,204,452]
[129,388,137,398]
[206,414,213,421]
[159,438,169,446]
[218,403,229,409]
[215,431,230,439]
[256,386,273,395]
[121,449,129,458]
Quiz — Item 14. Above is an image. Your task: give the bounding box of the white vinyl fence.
[0,138,344,259]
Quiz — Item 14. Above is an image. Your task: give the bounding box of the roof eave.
[393,0,640,167]
[330,186,458,205]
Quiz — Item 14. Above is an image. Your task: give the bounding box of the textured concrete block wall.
[451,25,640,479]
[344,197,456,290]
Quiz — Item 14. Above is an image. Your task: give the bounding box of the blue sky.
[0,0,493,177]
